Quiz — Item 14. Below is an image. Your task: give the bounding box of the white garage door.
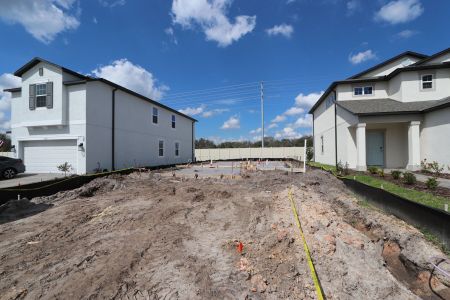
[23,140,78,173]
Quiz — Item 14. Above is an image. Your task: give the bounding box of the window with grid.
[36,84,47,107]
[159,140,164,157]
[171,115,176,128]
[354,87,363,95]
[422,75,433,89]
[152,107,158,124]
[175,142,179,157]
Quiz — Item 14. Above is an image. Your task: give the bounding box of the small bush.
[391,170,402,180]
[426,177,439,190]
[343,162,350,176]
[368,166,379,175]
[378,169,385,177]
[57,162,73,177]
[336,161,344,175]
[421,159,444,177]
[403,172,417,185]
[306,147,314,162]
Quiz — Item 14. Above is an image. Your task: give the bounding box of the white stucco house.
[310,47,450,171]
[3,58,196,174]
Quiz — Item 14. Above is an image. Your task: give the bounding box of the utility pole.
[260,81,265,148]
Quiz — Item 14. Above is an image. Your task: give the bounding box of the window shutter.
[46,82,53,109]
[29,84,36,110]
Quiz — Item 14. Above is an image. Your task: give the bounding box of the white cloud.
[396,29,418,38]
[91,59,168,101]
[286,0,296,4]
[93,17,98,24]
[293,115,312,128]
[272,115,287,123]
[274,127,302,139]
[98,0,126,8]
[221,115,240,129]
[249,127,262,135]
[265,24,294,38]
[346,0,360,15]
[268,123,278,129]
[165,27,178,44]
[0,73,21,132]
[179,105,205,116]
[284,106,305,116]
[0,0,80,44]
[171,0,256,47]
[374,0,423,25]
[349,50,377,65]
[294,91,324,109]
[202,108,229,118]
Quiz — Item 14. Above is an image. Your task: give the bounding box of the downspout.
[112,88,117,171]
[191,121,195,162]
[334,90,338,167]
[312,112,315,162]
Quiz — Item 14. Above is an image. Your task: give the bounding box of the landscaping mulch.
[414,170,450,180]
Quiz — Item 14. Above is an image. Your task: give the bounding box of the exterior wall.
[387,73,402,101]
[195,147,305,161]
[423,52,450,65]
[421,107,450,172]
[313,93,336,166]
[336,82,388,101]
[359,55,421,78]
[85,81,194,173]
[399,69,450,102]
[10,68,87,174]
[336,106,359,168]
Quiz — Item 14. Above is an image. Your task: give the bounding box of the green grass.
[347,174,450,212]
[308,162,336,172]
[420,228,450,256]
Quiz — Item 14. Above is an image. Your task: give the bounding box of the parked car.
[0,156,25,179]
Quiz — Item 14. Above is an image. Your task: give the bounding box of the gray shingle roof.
[337,97,450,115]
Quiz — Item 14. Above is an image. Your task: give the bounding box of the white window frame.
[152,107,159,124]
[421,74,433,90]
[353,87,363,96]
[171,115,176,129]
[35,83,47,108]
[158,140,164,157]
[353,86,373,96]
[175,142,180,157]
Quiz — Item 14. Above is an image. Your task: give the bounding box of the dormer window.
[422,74,433,89]
[354,86,373,96]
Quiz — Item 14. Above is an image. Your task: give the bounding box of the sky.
[0,0,449,143]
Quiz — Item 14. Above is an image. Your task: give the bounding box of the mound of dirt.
[0,198,52,224]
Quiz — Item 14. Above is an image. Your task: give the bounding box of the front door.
[366,131,384,167]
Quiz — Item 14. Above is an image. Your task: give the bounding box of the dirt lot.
[0,168,449,299]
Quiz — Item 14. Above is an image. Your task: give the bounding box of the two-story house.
[310,47,450,171]
[3,58,197,174]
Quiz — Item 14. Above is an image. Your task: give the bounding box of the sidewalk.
[414,173,450,189]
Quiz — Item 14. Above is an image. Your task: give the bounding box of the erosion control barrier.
[341,178,450,248]
[0,168,135,205]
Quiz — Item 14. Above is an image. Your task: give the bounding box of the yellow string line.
[288,188,325,300]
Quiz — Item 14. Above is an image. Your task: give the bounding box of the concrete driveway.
[0,173,65,189]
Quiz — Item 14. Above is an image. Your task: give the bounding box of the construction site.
[1,162,449,300]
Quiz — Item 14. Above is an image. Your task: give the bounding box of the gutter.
[112,88,117,171]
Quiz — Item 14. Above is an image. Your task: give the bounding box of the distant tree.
[195,138,217,149]
[0,133,11,152]
[195,136,313,149]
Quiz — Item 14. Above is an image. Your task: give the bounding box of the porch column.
[407,121,421,171]
[356,123,367,171]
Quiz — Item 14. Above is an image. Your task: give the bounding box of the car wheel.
[3,168,16,179]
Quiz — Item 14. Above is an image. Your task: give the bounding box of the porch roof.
[337,97,450,116]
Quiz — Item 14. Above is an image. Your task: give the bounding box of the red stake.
[237,242,244,253]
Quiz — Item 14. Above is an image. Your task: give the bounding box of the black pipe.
[334,90,338,167]
[112,88,117,171]
[191,121,195,162]
[312,112,315,162]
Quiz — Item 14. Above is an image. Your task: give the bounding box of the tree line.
[195,136,313,149]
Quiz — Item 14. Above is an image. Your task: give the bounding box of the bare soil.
[0,169,449,299]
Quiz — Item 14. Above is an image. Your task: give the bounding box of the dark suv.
[0,156,26,179]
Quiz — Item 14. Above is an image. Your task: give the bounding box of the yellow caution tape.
[288,188,325,300]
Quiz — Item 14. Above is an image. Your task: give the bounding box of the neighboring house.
[310,48,450,171]
[3,58,197,174]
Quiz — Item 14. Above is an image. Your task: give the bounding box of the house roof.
[337,97,450,116]
[411,47,450,66]
[347,51,428,80]
[4,58,197,122]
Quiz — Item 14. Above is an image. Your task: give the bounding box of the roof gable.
[348,51,427,79]
[14,57,87,80]
[412,47,450,66]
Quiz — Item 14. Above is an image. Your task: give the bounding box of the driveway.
[0,173,65,189]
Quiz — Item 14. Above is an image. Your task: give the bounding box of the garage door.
[23,140,78,173]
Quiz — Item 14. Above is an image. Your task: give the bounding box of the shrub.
[343,162,350,176]
[57,162,73,177]
[306,147,314,162]
[336,161,344,175]
[421,159,444,177]
[368,166,379,175]
[403,172,417,185]
[426,177,439,190]
[391,170,402,180]
[378,169,385,177]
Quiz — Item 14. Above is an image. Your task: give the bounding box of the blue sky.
[0,0,449,143]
